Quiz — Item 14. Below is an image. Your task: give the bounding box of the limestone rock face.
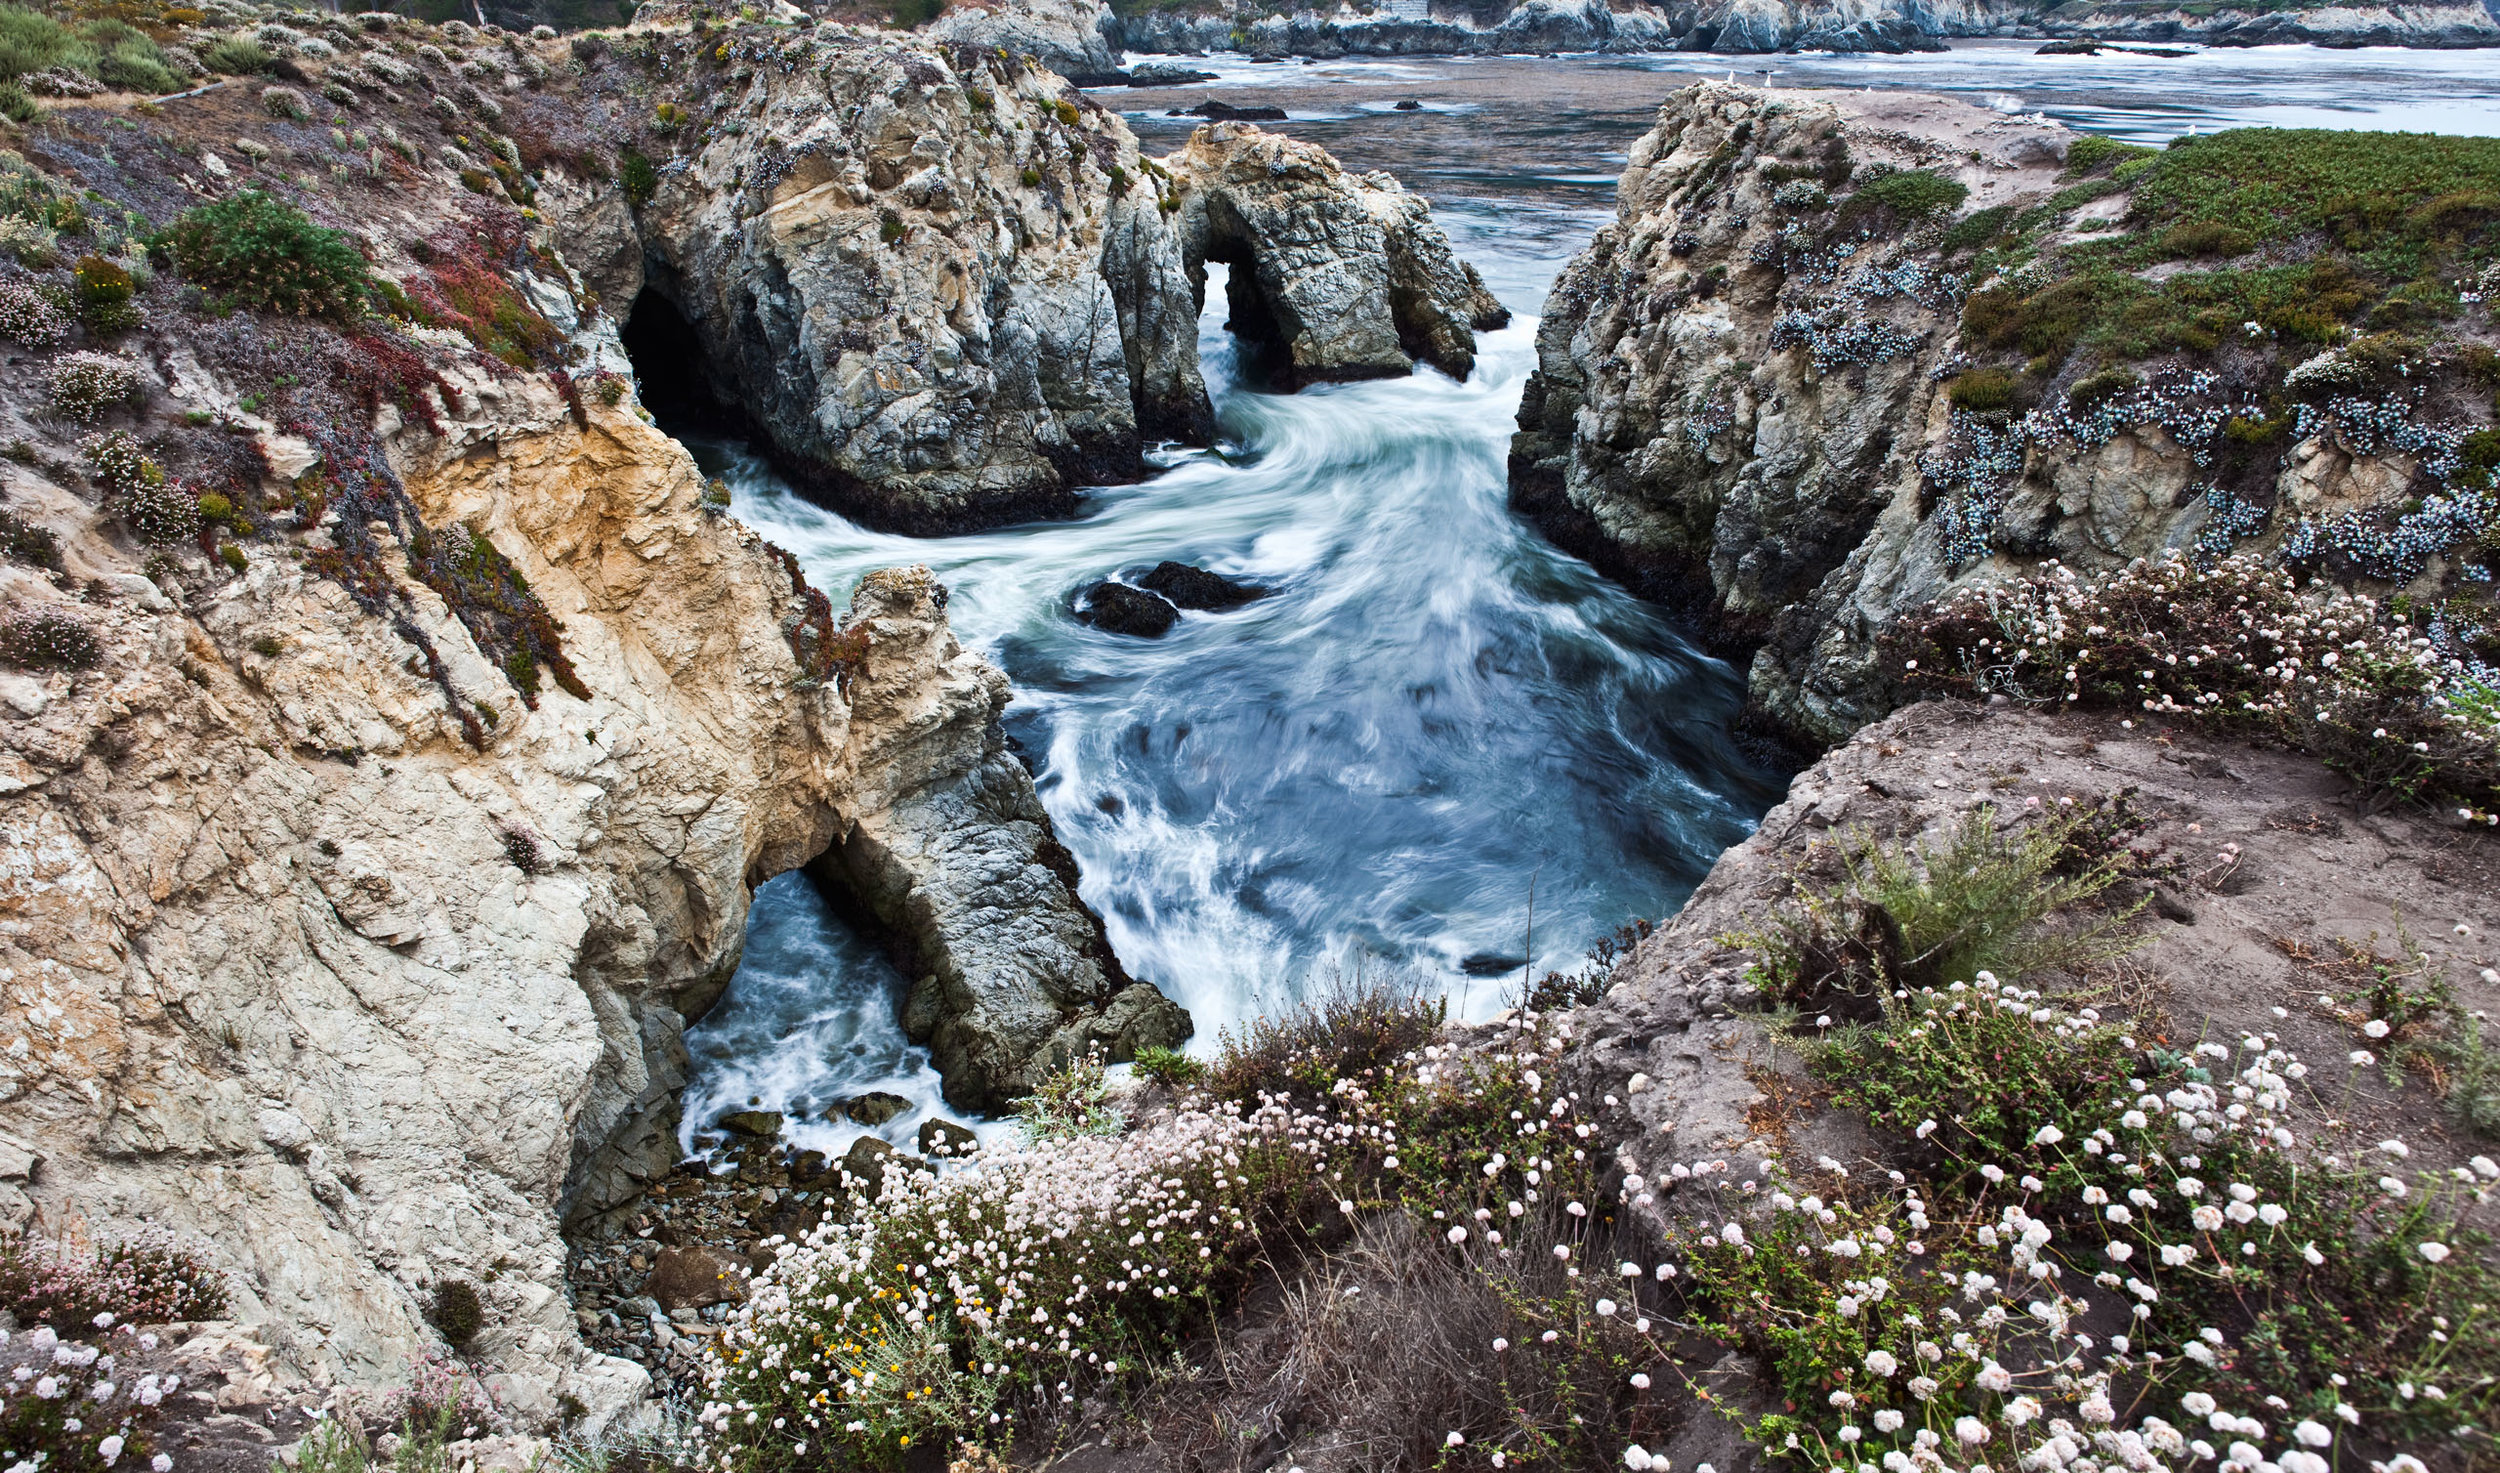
[0,308,1184,1427]
[628,32,1210,534]
[1162,123,1509,386]
[1508,83,2440,745]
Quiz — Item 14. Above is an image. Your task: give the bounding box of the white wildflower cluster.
[0,1323,181,1473]
[1895,552,2498,811]
[700,1019,1613,1467]
[1667,972,2491,1473]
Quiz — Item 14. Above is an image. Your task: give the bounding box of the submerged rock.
[716,1110,785,1140]
[1139,561,1266,610]
[1163,122,1510,385]
[837,1092,912,1126]
[1180,99,1288,121]
[1077,581,1181,636]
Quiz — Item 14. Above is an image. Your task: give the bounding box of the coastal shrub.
[0,278,66,347]
[1204,970,1445,1105]
[0,1230,228,1327]
[161,189,373,322]
[0,604,98,669]
[618,148,656,207]
[1837,168,1969,230]
[0,508,59,570]
[1726,803,2145,1020]
[2061,133,2155,178]
[1671,969,2500,1468]
[2160,218,2253,260]
[1014,1053,1122,1141]
[0,80,33,123]
[87,25,178,96]
[46,352,145,422]
[260,83,307,119]
[1129,1044,1203,1086]
[429,1279,484,1346]
[200,36,271,75]
[1886,553,2500,817]
[701,1011,1620,1470]
[71,251,137,332]
[1946,367,2018,413]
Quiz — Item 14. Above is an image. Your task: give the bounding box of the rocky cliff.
[600,22,1498,530]
[1098,0,2499,56]
[1513,82,2499,742]
[1163,120,1509,385]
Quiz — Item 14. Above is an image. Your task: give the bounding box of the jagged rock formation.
[1512,83,2496,742]
[1099,0,2498,54]
[627,33,1211,534]
[1164,121,1510,384]
[614,29,1500,531]
[0,11,1241,1423]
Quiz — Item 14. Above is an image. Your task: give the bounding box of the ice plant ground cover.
[1886,553,2500,820]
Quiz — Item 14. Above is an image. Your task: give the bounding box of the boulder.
[838,1092,913,1126]
[633,32,1211,534]
[643,1246,748,1312]
[1077,582,1180,637]
[917,1118,980,1159]
[1180,100,1287,122]
[1139,561,1265,610]
[1162,123,1509,385]
[715,1110,783,1140]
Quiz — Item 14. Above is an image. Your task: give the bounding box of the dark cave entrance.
[1199,232,1298,392]
[620,286,750,439]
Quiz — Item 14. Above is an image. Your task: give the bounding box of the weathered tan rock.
[643,1245,749,1311]
[1162,122,1510,386]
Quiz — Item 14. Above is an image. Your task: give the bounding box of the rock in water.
[1394,98,1423,111]
[645,1246,749,1312]
[1162,122,1510,385]
[1077,582,1181,637]
[716,1109,784,1139]
[838,1092,912,1126]
[918,1118,981,1159]
[1139,561,1266,610]
[1182,100,1288,121]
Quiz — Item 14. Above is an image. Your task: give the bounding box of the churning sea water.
[673,43,2500,1159]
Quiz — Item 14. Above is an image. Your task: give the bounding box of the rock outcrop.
[612,29,1503,532]
[1099,0,2498,53]
[0,15,1214,1423]
[930,0,1127,82]
[1512,83,2496,743]
[1164,122,1510,385]
[628,33,1210,534]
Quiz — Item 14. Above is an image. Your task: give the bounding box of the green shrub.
[2061,133,2156,177]
[877,207,904,244]
[200,36,271,75]
[1946,367,2018,412]
[2065,365,2139,409]
[0,80,34,123]
[160,189,372,322]
[888,0,944,25]
[1837,168,1968,229]
[1014,1052,1122,1141]
[1939,202,2013,254]
[428,1279,483,1345]
[0,509,58,570]
[91,32,177,95]
[2160,218,2253,259]
[1726,802,2145,1020]
[1130,1044,1203,1086]
[1205,970,1445,1105]
[0,5,83,84]
[618,147,656,207]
